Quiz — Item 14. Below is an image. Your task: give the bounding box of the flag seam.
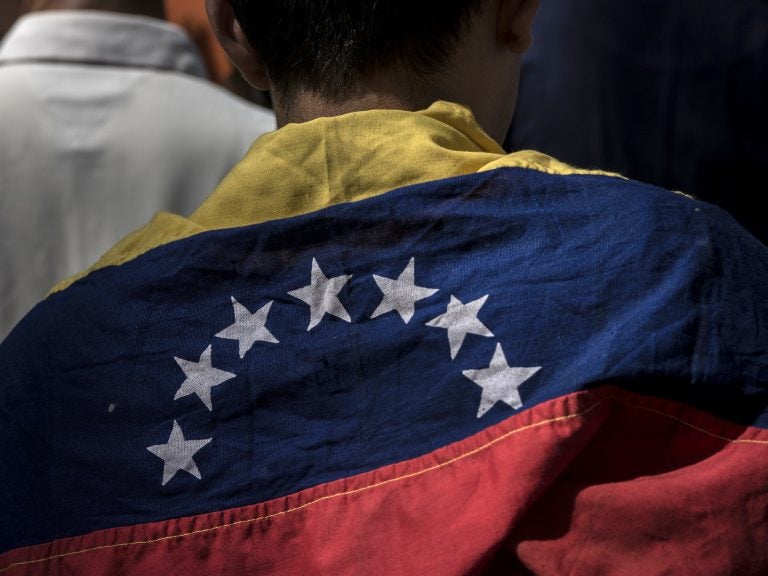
[2,394,765,573]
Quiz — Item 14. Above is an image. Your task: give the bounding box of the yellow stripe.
[50,101,618,295]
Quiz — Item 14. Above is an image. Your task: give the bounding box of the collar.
[0,10,206,78]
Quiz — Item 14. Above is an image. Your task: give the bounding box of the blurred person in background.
[0,0,275,340]
[506,0,768,244]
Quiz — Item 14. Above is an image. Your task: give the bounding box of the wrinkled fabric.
[1,102,767,575]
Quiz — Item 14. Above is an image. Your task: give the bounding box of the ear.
[497,0,540,53]
[205,0,270,90]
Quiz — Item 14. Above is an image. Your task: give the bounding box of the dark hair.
[230,0,485,101]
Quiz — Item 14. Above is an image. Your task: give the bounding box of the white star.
[174,345,236,411]
[147,420,212,486]
[425,294,494,359]
[288,258,352,330]
[463,343,541,418]
[371,258,438,324]
[216,297,279,358]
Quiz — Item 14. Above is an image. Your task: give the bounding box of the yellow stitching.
[621,401,768,445]
[2,394,766,573]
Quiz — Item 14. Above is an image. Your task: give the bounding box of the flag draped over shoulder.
[1,103,767,575]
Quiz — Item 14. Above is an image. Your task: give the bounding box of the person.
[1,0,767,574]
[505,0,768,245]
[0,0,275,340]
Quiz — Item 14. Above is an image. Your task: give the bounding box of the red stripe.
[3,387,767,575]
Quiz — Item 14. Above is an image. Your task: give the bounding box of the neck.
[271,51,517,145]
[21,0,165,20]
[272,65,432,127]
[274,92,430,128]
[274,84,509,145]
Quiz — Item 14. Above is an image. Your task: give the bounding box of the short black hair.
[230,0,485,101]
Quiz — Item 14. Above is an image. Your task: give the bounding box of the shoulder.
[478,150,741,237]
[453,153,768,304]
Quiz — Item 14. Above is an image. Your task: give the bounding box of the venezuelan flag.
[2,102,767,575]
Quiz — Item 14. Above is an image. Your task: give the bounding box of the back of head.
[230,0,484,103]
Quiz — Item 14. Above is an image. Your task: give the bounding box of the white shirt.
[0,11,275,340]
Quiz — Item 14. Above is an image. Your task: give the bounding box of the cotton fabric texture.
[1,102,767,575]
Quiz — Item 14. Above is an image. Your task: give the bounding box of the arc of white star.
[288,258,352,331]
[216,297,279,358]
[371,258,438,324]
[173,345,236,411]
[425,294,494,359]
[147,420,212,486]
[463,343,541,418]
